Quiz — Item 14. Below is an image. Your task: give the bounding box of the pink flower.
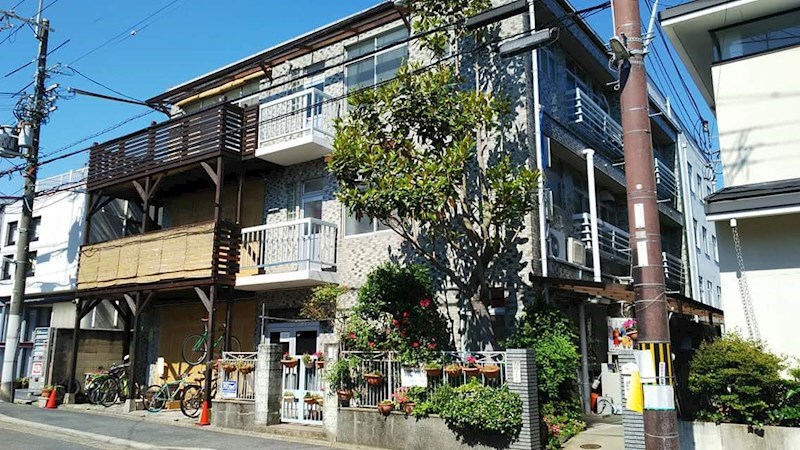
[419,298,431,308]
[368,341,375,348]
[412,341,419,348]
[427,343,437,350]
[466,356,477,364]
[402,311,409,318]
[348,332,356,339]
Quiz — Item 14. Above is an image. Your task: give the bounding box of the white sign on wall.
[400,368,427,387]
[221,380,238,399]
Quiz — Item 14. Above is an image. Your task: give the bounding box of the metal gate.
[280,355,324,425]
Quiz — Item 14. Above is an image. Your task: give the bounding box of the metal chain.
[731,222,760,341]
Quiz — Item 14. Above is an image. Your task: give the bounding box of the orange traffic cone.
[45,388,58,409]
[197,400,211,426]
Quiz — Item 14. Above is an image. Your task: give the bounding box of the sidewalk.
[563,415,624,450]
[0,402,338,450]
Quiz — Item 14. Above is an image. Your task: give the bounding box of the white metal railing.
[654,158,678,205]
[569,87,624,160]
[35,167,88,192]
[281,354,324,425]
[240,218,337,272]
[218,352,258,401]
[258,87,341,149]
[339,351,507,408]
[662,251,685,289]
[573,213,631,263]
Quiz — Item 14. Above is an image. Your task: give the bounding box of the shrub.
[413,381,522,437]
[300,284,345,321]
[503,300,583,447]
[689,333,784,426]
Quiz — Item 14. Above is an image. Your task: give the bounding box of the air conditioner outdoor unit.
[567,237,587,266]
[548,229,567,261]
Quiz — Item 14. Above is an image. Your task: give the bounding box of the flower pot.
[222,364,237,373]
[281,359,298,369]
[316,360,325,369]
[364,374,383,386]
[303,360,315,369]
[626,329,639,340]
[463,366,480,377]
[481,365,500,379]
[444,366,462,378]
[378,403,394,416]
[337,390,353,403]
[239,365,254,374]
[402,402,415,415]
[425,367,442,378]
[283,396,295,403]
[304,397,317,405]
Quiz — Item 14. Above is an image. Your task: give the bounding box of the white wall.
[717,213,800,360]
[712,46,800,187]
[0,188,86,297]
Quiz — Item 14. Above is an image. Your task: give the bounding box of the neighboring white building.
[662,0,800,358]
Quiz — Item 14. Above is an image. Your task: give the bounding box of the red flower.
[402,311,409,318]
[392,319,399,327]
[348,332,356,339]
[427,343,437,350]
[412,341,419,348]
[419,298,431,308]
[368,341,375,348]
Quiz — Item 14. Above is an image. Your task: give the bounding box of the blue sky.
[0,0,715,196]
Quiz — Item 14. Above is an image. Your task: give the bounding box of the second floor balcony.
[255,88,342,166]
[567,87,624,161]
[236,218,338,291]
[76,220,240,294]
[573,212,631,265]
[87,104,244,192]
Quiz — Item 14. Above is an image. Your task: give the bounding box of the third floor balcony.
[567,87,624,162]
[255,87,342,166]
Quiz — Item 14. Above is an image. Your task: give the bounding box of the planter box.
[679,420,800,450]
[336,407,517,450]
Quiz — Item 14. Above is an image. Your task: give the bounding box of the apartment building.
[662,0,800,359]
[0,168,126,394]
[63,0,723,408]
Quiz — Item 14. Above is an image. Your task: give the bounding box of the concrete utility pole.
[0,7,50,402]
[611,0,678,448]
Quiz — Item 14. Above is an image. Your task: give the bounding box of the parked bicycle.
[90,360,140,407]
[143,373,202,417]
[181,318,241,365]
[179,373,218,418]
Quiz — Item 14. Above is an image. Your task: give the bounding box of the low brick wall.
[336,407,518,450]
[679,421,800,450]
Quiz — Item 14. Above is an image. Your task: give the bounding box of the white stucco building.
[662,0,800,358]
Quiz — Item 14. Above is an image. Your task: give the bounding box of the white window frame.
[345,27,409,92]
[342,206,393,238]
[712,235,718,262]
[702,226,709,257]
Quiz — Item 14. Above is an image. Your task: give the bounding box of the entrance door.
[265,322,320,355]
[267,322,324,425]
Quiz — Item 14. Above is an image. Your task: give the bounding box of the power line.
[68,67,143,102]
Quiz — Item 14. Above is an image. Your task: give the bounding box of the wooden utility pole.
[0,5,50,402]
[611,0,678,448]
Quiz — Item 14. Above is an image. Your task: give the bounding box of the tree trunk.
[468,285,497,350]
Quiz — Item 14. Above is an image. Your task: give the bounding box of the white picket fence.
[280,355,325,425]
[218,352,257,401]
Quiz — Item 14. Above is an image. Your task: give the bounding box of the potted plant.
[281,352,298,369]
[222,362,237,373]
[462,356,480,377]
[304,392,316,405]
[283,391,295,402]
[313,393,324,406]
[623,318,638,340]
[326,357,355,406]
[424,361,442,378]
[393,387,414,414]
[40,385,53,398]
[444,362,462,378]
[364,371,384,386]
[238,362,255,374]
[481,363,501,379]
[314,351,325,369]
[377,399,394,415]
[302,353,314,369]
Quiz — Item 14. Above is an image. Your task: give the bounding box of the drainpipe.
[526,0,548,281]
[580,148,600,414]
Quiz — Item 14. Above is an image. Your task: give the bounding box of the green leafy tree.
[329,62,538,350]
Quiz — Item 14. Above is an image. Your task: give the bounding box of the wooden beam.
[194,287,212,314]
[148,173,164,199]
[201,161,218,186]
[132,179,147,202]
[140,291,155,313]
[124,294,137,316]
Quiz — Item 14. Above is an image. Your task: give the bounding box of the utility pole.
[610,0,678,448]
[0,5,50,402]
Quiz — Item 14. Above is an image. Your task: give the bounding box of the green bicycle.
[181,317,241,366]
[143,374,200,417]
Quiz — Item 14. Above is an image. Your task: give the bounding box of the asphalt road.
[0,402,331,450]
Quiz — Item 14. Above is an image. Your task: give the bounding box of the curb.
[0,413,161,449]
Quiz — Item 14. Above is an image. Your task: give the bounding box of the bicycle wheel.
[227,336,241,353]
[144,384,166,412]
[181,334,208,366]
[99,378,120,407]
[180,384,203,418]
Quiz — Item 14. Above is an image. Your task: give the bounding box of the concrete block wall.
[507,348,542,450]
[49,328,124,386]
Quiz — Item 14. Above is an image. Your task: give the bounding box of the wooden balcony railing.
[87,104,244,191]
[77,220,240,292]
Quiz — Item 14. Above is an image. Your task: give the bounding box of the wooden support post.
[204,285,217,405]
[66,298,83,395]
[225,289,233,351]
[236,169,244,225]
[127,292,141,401]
